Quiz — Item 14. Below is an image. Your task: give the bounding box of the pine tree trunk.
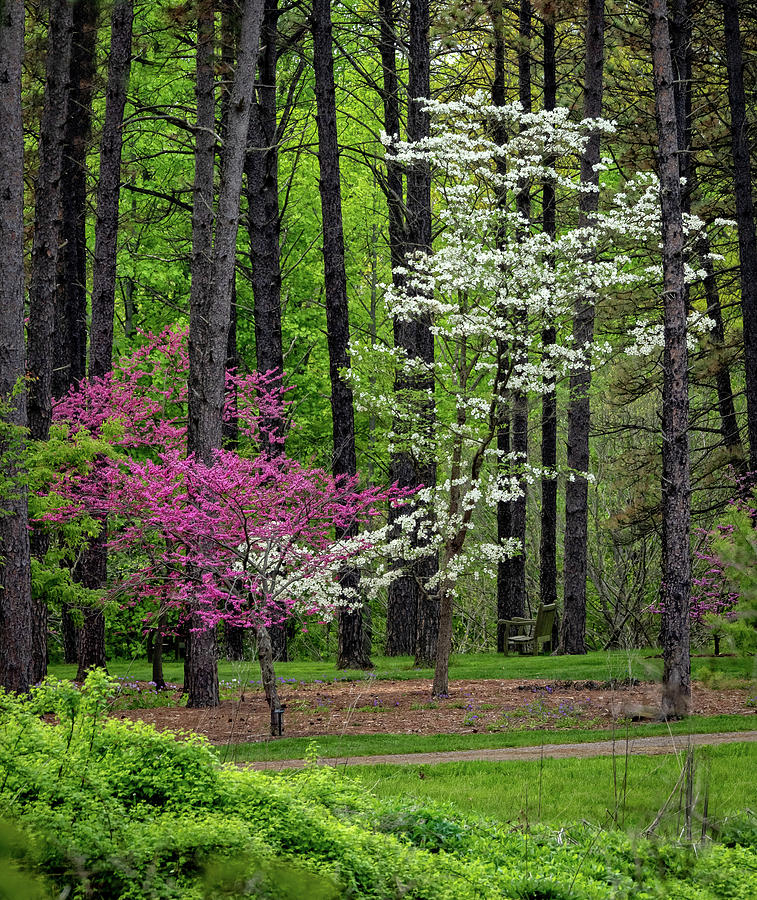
[508,0,531,623]
[312,0,371,670]
[89,0,134,379]
[26,0,74,685]
[53,0,97,401]
[247,0,284,437]
[28,0,73,441]
[75,547,108,680]
[407,0,439,668]
[380,0,418,659]
[491,2,517,651]
[669,0,743,466]
[62,603,79,664]
[562,0,605,654]
[0,0,33,694]
[77,0,134,679]
[186,0,265,706]
[650,0,691,719]
[540,8,558,623]
[722,0,757,474]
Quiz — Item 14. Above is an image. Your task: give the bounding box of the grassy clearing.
[223,714,756,763]
[47,649,757,687]
[343,742,757,838]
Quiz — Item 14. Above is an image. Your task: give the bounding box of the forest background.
[1,0,756,718]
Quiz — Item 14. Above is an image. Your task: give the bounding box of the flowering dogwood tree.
[46,330,409,728]
[350,94,713,697]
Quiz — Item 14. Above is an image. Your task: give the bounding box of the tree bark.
[53,0,98,401]
[27,0,74,684]
[77,0,134,679]
[74,548,107,680]
[507,0,532,624]
[186,0,218,706]
[650,0,691,719]
[61,603,79,664]
[540,6,558,621]
[186,0,265,706]
[28,0,73,441]
[561,0,605,655]
[247,0,284,440]
[491,1,517,651]
[407,0,439,668]
[255,625,283,735]
[379,0,417,658]
[89,0,134,379]
[151,607,166,690]
[312,0,371,669]
[0,0,33,694]
[722,0,757,475]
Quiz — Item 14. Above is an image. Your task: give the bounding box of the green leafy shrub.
[1,673,756,899]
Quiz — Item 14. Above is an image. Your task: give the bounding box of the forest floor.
[113,676,756,746]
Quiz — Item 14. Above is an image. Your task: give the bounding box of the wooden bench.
[499,603,557,656]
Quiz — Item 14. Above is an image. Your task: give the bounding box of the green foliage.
[0,822,49,900]
[0,380,29,520]
[711,504,757,656]
[1,674,756,899]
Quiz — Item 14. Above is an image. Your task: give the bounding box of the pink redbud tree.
[47,330,410,728]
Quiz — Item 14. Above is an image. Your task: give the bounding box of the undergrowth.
[0,672,755,899]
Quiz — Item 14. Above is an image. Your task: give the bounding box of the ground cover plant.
[2,674,757,900]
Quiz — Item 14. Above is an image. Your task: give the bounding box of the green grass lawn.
[223,714,757,763]
[342,742,757,838]
[46,649,757,688]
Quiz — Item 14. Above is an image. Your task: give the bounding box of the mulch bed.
[113,677,756,746]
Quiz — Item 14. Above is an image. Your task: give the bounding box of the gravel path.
[247,730,757,771]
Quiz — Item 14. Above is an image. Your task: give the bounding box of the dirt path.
[247,730,757,771]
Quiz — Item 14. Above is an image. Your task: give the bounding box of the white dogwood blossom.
[354,95,725,617]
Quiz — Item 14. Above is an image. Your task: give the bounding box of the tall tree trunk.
[561,0,605,654]
[77,0,134,679]
[245,0,287,660]
[186,0,265,706]
[491,1,515,650]
[27,0,74,684]
[89,0,133,379]
[53,0,98,402]
[247,0,284,440]
[312,0,371,670]
[650,0,691,719]
[408,0,439,668]
[28,0,73,440]
[0,0,33,694]
[380,0,417,659]
[220,0,245,660]
[671,1,743,465]
[508,0,531,623]
[540,5,558,624]
[186,0,217,705]
[722,0,757,475]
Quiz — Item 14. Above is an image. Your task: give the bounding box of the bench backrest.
[535,603,557,639]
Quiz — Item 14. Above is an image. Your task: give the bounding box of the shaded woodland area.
[1,0,757,723]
